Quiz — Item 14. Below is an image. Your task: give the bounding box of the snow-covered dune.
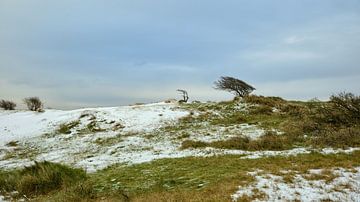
[1,102,359,173]
[0,102,187,147]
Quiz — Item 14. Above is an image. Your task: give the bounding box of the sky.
[1,0,360,109]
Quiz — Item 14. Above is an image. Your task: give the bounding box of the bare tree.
[24,97,43,112]
[0,100,16,110]
[214,76,255,97]
[177,89,189,103]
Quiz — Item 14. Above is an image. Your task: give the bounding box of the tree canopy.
[214,76,255,97]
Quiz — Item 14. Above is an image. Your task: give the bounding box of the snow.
[0,102,187,146]
[232,167,360,201]
[1,102,360,173]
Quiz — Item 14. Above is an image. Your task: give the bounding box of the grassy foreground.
[1,151,360,201]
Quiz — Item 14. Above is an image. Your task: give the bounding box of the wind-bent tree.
[214,76,255,97]
[177,89,189,103]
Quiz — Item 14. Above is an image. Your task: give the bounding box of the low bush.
[57,121,80,134]
[0,100,16,110]
[244,95,285,107]
[318,92,360,126]
[310,126,360,148]
[181,140,208,149]
[24,97,43,112]
[0,161,86,198]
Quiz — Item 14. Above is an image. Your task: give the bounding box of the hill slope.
[1,95,360,201]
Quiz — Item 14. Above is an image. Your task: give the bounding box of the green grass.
[0,161,86,199]
[2,93,359,201]
[178,94,360,150]
[1,150,360,201]
[12,151,359,201]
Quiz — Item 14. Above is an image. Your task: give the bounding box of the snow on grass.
[0,102,190,171]
[238,147,360,159]
[1,102,360,173]
[232,167,360,201]
[0,102,186,146]
[184,123,265,143]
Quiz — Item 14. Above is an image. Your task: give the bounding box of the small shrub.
[325,92,360,125]
[57,121,80,134]
[23,97,43,112]
[5,141,19,147]
[0,100,16,110]
[210,136,251,150]
[181,140,208,149]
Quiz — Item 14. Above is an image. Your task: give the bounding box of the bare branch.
[177,89,189,103]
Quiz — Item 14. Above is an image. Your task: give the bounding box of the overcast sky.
[1,0,360,109]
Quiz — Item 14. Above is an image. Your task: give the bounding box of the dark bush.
[0,100,16,110]
[317,92,360,126]
[24,97,43,112]
[311,126,360,148]
[181,140,208,149]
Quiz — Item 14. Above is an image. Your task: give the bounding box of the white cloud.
[284,35,304,44]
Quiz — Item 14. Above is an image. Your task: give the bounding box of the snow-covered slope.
[0,102,192,171]
[1,102,360,173]
[0,102,186,146]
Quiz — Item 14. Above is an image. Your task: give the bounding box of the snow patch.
[232,167,360,201]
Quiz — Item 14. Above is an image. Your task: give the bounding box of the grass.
[2,93,359,201]
[0,161,86,200]
[0,151,360,201]
[177,94,360,150]
[3,145,40,160]
[57,120,80,134]
[5,141,18,147]
[181,132,294,151]
[5,151,358,201]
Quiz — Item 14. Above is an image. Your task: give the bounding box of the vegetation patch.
[181,131,293,151]
[0,161,86,199]
[179,93,360,149]
[57,120,80,134]
[1,151,360,201]
[94,134,123,146]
